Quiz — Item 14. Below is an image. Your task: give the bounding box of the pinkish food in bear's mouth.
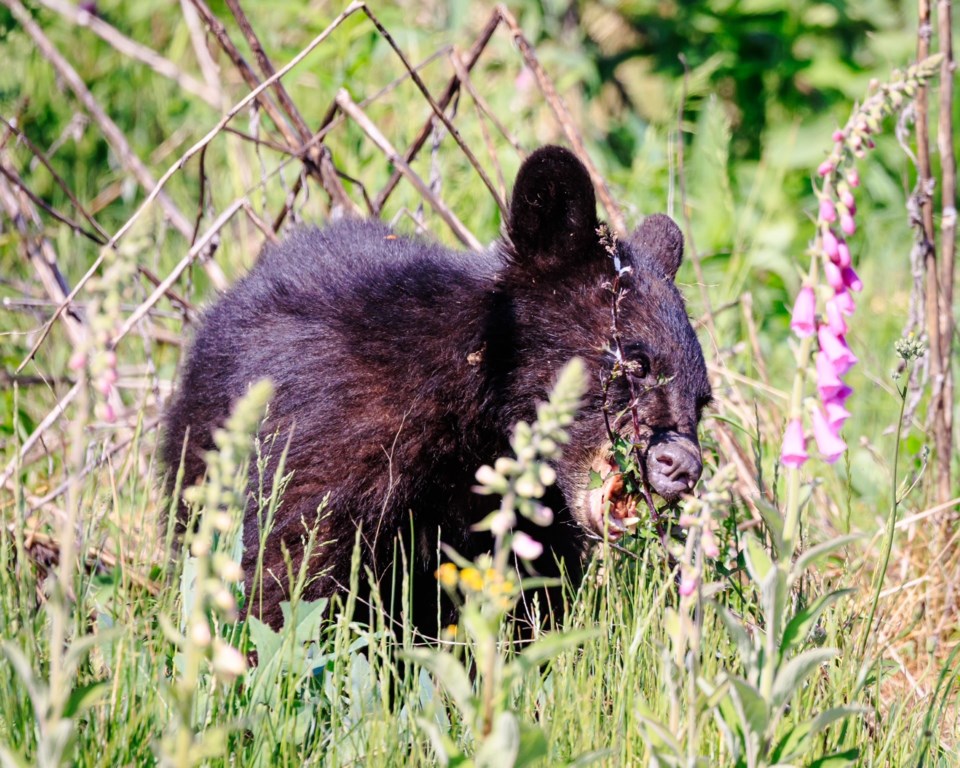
[586,456,641,540]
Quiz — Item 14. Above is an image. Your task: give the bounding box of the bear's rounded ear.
[507,146,599,271]
[630,213,684,281]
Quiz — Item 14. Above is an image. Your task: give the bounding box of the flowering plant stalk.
[410,358,599,767]
[780,55,943,558]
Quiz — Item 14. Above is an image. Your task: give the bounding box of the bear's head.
[503,145,712,539]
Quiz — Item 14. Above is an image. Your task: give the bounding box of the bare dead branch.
[677,54,717,347]
[374,9,500,213]
[335,90,482,252]
[1,115,109,242]
[360,5,506,221]
[916,0,949,501]
[0,382,80,488]
[0,169,87,348]
[496,4,627,236]
[936,0,956,504]
[0,163,105,246]
[111,199,246,346]
[36,0,221,108]
[2,0,229,294]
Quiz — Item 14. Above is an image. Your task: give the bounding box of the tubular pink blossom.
[840,190,856,214]
[816,351,844,399]
[818,325,858,375]
[825,296,848,336]
[817,160,835,177]
[833,289,856,316]
[790,286,817,337]
[812,407,847,463]
[824,260,844,290]
[840,212,856,236]
[837,239,852,268]
[780,418,809,468]
[832,130,844,142]
[841,265,862,292]
[824,398,852,429]
[819,198,837,222]
[822,228,840,261]
[847,168,860,187]
[832,383,853,404]
[511,531,543,560]
[679,575,697,597]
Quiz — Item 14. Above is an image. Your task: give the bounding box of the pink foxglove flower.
[812,407,847,463]
[822,228,840,261]
[840,190,856,213]
[816,351,844,399]
[832,130,844,143]
[841,265,862,292]
[679,573,697,597]
[818,160,835,177]
[790,286,817,337]
[833,289,856,316]
[840,212,856,236]
[818,325,858,375]
[511,531,543,560]
[780,418,808,468]
[825,296,848,336]
[824,398,852,429]
[837,239,852,268]
[846,168,860,187]
[819,198,837,222]
[824,261,844,291]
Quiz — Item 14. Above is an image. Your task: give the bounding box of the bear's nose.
[646,440,702,498]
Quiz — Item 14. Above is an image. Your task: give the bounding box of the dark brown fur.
[161,146,711,635]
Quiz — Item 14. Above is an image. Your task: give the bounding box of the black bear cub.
[162,146,711,634]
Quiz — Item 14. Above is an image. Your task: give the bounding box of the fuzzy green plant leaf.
[807,748,859,768]
[404,648,477,724]
[771,648,837,712]
[511,627,601,676]
[61,681,110,719]
[792,534,864,579]
[729,675,769,738]
[779,589,854,660]
[743,534,773,584]
[475,712,520,768]
[715,605,755,668]
[771,706,865,763]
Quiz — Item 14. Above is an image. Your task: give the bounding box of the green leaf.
[513,627,601,674]
[475,711,520,768]
[771,648,837,711]
[772,706,864,762]
[793,535,864,577]
[715,605,754,665]
[729,675,769,737]
[247,616,282,663]
[62,681,109,718]
[280,597,329,645]
[780,589,854,658]
[404,648,476,722]
[752,498,784,554]
[807,748,859,768]
[515,722,549,767]
[744,535,773,584]
[587,469,603,490]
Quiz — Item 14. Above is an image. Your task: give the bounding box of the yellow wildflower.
[459,567,484,592]
[435,562,459,588]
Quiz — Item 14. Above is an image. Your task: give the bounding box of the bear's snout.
[645,436,703,501]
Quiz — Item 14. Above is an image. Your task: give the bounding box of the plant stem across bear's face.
[502,146,712,541]
[162,145,712,631]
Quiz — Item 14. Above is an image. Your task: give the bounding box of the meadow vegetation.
[0,1,957,765]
